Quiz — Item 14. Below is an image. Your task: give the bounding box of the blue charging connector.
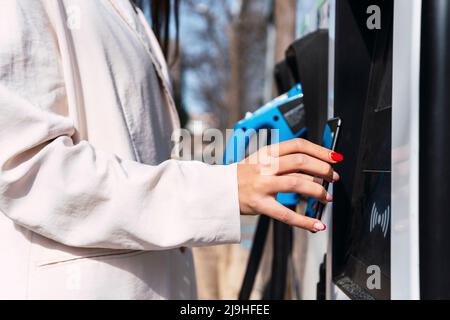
[224,84,307,206]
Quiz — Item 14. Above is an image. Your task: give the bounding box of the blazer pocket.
[31,232,140,267]
[36,249,142,267]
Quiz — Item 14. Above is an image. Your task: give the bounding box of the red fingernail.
[331,152,344,162]
[323,224,327,231]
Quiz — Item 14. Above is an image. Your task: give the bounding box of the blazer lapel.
[107,0,181,131]
[44,0,88,142]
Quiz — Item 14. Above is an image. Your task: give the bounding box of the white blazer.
[0,0,240,300]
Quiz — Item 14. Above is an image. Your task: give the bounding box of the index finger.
[268,138,344,164]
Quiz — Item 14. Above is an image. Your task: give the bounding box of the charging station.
[294,0,450,300]
[328,0,393,300]
[237,0,450,300]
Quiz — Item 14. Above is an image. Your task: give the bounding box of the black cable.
[265,213,293,299]
[239,215,294,300]
[239,215,271,300]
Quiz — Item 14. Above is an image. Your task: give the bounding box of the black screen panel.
[333,0,393,300]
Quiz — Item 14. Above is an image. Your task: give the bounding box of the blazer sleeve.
[0,1,241,251]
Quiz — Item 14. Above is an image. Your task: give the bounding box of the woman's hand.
[237,138,344,233]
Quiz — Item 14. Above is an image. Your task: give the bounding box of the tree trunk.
[274,0,297,63]
[228,22,242,128]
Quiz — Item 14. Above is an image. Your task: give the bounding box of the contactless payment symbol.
[369,203,390,238]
